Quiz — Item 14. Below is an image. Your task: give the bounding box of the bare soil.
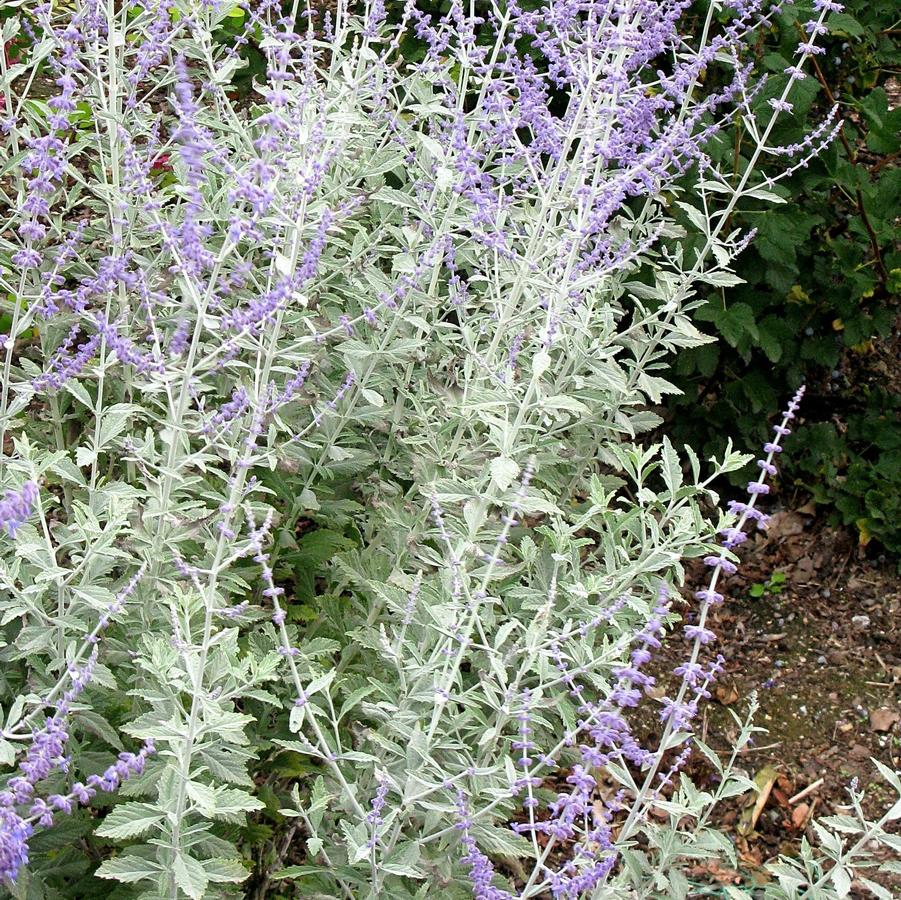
[647,510,901,893]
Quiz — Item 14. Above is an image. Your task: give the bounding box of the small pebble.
[817,655,827,665]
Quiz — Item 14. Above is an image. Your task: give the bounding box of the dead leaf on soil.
[737,839,764,869]
[869,707,900,732]
[772,774,794,809]
[793,556,815,584]
[791,802,811,830]
[685,862,741,885]
[766,511,806,540]
[737,765,780,836]
[715,682,741,706]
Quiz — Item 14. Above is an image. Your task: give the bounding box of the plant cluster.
[0,2,898,898]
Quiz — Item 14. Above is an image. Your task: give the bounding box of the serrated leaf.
[337,684,377,723]
[489,456,520,491]
[272,864,367,885]
[471,823,533,858]
[97,403,141,450]
[174,852,209,900]
[202,857,250,883]
[660,437,682,494]
[95,803,164,840]
[211,787,265,822]
[381,841,424,878]
[73,708,124,750]
[702,271,745,287]
[830,865,851,897]
[308,775,330,831]
[95,854,164,883]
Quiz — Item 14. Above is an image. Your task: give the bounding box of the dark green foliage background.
[667,0,901,557]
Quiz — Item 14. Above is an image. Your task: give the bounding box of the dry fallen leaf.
[791,802,811,829]
[869,707,900,732]
[715,682,740,706]
[793,556,815,584]
[738,765,780,836]
[685,862,741,885]
[766,511,806,539]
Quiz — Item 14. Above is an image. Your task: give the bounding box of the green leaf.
[292,529,355,567]
[858,877,895,900]
[337,684,378,723]
[272,864,368,885]
[489,456,520,491]
[289,703,305,732]
[210,787,265,823]
[74,709,124,750]
[826,11,865,37]
[381,842,424,878]
[471,823,533,858]
[701,271,745,287]
[95,854,164,884]
[97,403,142,451]
[202,857,250,884]
[660,437,682,494]
[174,852,209,900]
[712,303,758,347]
[860,89,901,155]
[830,864,852,897]
[308,776,331,831]
[0,739,15,766]
[95,803,164,840]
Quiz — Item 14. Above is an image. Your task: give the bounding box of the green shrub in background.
[668,0,901,557]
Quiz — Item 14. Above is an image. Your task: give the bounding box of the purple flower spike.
[365,777,389,849]
[0,807,32,884]
[719,527,747,548]
[0,483,39,537]
[746,481,770,495]
[455,791,513,900]
[704,556,737,575]
[683,625,716,645]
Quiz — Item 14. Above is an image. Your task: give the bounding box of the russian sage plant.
[0,1,897,898]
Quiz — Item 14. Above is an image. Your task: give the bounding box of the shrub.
[0,2,897,898]
[666,0,901,559]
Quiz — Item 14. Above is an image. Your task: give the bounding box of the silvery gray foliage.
[0,0,896,898]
